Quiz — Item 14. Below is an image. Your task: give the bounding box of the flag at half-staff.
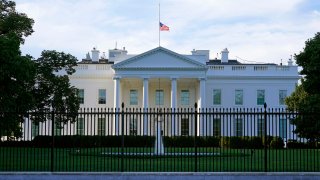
[159,22,169,31]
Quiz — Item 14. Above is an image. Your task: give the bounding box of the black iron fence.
[0,103,319,172]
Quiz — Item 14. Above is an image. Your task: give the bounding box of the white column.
[171,78,177,136]
[199,78,206,109]
[199,78,206,136]
[143,78,149,135]
[171,78,177,108]
[113,77,121,135]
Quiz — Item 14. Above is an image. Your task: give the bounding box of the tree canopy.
[0,0,34,43]
[285,32,320,142]
[0,0,79,138]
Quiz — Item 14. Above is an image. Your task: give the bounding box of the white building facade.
[73,46,298,110]
[17,46,300,141]
[54,47,298,138]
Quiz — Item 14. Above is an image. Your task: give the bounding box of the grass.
[0,147,319,172]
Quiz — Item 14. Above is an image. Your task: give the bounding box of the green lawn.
[0,147,319,172]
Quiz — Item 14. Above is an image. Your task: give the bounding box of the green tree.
[0,0,34,43]
[286,32,320,142]
[31,50,79,125]
[0,0,79,138]
[0,0,35,137]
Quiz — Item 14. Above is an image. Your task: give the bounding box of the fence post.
[264,103,268,172]
[121,102,125,172]
[194,103,198,172]
[51,109,55,172]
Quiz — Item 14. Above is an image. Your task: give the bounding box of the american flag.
[159,22,169,31]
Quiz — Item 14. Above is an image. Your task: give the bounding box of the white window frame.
[213,89,221,105]
[98,89,106,104]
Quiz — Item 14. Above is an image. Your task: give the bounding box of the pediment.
[112,47,207,70]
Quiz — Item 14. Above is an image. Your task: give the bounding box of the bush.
[270,137,284,149]
[163,136,220,147]
[287,139,319,149]
[0,140,34,147]
[249,136,263,149]
[220,136,263,149]
[32,135,155,148]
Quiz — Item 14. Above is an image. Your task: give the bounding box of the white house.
[61,47,299,137]
[19,46,300,141]
[73,46,298,110]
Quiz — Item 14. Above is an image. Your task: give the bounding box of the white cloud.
[15,0,319,64]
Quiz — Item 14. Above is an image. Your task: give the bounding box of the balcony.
[207,64,298,78]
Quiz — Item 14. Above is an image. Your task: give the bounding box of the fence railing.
[0,103,319,172]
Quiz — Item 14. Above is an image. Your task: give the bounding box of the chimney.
[191,49,210,63]
[288,57,293,66]
[221,48,229,63]
[91,47,100,61]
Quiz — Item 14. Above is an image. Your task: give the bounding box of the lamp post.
[154,109,164,155]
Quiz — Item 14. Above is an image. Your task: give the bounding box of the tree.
[31,50,79,125]
[286,32,320,142]
[0,0,34,43]
[0,33,36,137]
[0,0,35,137]
[0,0,79,138]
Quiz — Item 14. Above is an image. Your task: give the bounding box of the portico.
[112,47,208,136]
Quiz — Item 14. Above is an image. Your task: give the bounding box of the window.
[234,118,243,136]
[32,123,39,138]
[213,118,221,136]
[98,118,106,135]
[213,89,221,105]
[77,117,84,135]
[130,90,138,105]
[235,89,243,105]
[279,90,287,105]
[257,90,265,105]
[181,90,190,106]
[54,123,62,136]
[181,118,189,136]
[130,117,137,135]
[78,89,84,104]
[279,119,287,139]
[98,89,106,104]
[155,90,164,106]
[257,118,265,137]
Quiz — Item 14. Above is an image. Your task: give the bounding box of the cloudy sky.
[15,0,320,64]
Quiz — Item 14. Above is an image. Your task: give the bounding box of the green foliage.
[31,50,79,124]
[0,34,35,137]
[31,135,155,148]
[285,84,308,111]
[0,0,34,43]
[286,139,319,149]
[295,32,320,95]
[0,0,79,137]
[163,136,220,147]
[220,136,264,149]
[270,137,284,149]
[285,32,320,142]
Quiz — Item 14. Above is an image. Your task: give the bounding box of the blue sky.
[15,0,320,64]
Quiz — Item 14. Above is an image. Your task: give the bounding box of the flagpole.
[158,3,160,47]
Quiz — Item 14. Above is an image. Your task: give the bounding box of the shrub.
[220,136,263,149]
[163,136,220,147]
[270,137,284,149]
[287,139,320,149]
[32,135,155,148]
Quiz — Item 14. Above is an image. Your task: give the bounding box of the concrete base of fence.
[0,172,320,180]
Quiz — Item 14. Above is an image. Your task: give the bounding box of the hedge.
[0,135,290,149]
[163,136,220,147]
[33,135,156,148]
[287,139,319,149]
[0,135,155,148]
[220,136,263,149]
